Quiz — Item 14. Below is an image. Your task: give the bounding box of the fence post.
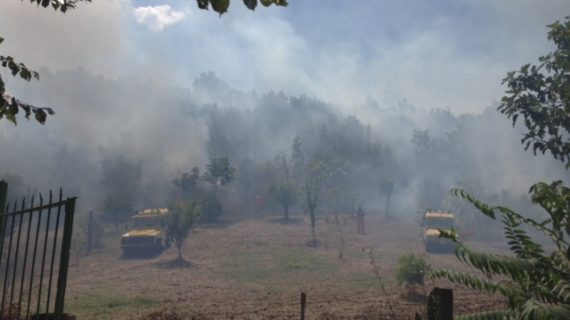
[300,292,306,320]
[54,197,77,318]
[0,180,7,237]
[427,288,453,320]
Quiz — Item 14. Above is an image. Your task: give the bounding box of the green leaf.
[34,109,47,124]
[197,0,209,10]
[210,0,229,15]
[8,99,18,115]
[243,0,257,10]
[259,0,287,6]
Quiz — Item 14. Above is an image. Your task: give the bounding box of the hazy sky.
[1,0,569,113]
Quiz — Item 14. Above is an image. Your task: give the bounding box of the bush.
[164,202,201,260]
[200,192,222,223]
[396,254,429,286]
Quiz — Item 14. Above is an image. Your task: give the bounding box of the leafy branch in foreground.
[0,39,55,125]
[432,17,570,320]
[498,16,570,167]
[432,187,570,319]
[0,1,91,125]
[197,0,288,16]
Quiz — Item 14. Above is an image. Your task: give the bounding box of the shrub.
[200,192,222,223]
[164,202,201,260]
[396,254,429,286]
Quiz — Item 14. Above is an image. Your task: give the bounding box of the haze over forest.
[1,1,569,221]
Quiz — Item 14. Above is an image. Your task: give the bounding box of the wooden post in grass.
[427,288,453,320]
[300,292,306,320]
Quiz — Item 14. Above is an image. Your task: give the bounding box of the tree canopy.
[164,201,202,261]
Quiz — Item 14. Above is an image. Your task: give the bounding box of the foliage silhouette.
[432,17,570,319]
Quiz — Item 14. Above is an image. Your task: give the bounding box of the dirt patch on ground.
[66,214,506,319]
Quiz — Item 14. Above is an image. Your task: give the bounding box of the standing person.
[356,206,365,234]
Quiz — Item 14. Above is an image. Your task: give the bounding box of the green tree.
[202,156,236,222]
[432,17,570,319]
[269,179,297,220]
[174,158,236,223]
[163,202,202,261]
[173,167,202,195]
[303,157,336,246]
[200,191,223,223]
[291,136,305,187]
[204,157,236,186]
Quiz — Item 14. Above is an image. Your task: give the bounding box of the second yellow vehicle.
[120,208,170,257]
[422,211,457,253]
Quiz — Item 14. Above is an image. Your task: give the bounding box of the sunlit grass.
[222,247,339,283]
[67,293,157,319]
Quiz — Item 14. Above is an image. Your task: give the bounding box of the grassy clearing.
[67,293,157,319]
[64,215,508,319]
[223,247,339,283]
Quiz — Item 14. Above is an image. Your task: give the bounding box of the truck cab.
[120,208,169,257]
[422,211,456,253]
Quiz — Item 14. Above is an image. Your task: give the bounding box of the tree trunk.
[310,211,316,245]
[334,212,344,259]
[177,243,183,260]
[384,193,392,217]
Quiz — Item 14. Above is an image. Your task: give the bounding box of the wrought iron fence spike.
[20,196,26,210]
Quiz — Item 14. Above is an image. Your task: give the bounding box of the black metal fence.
[0,180,76,319]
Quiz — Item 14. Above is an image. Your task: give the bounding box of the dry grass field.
[64,213,507,319]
